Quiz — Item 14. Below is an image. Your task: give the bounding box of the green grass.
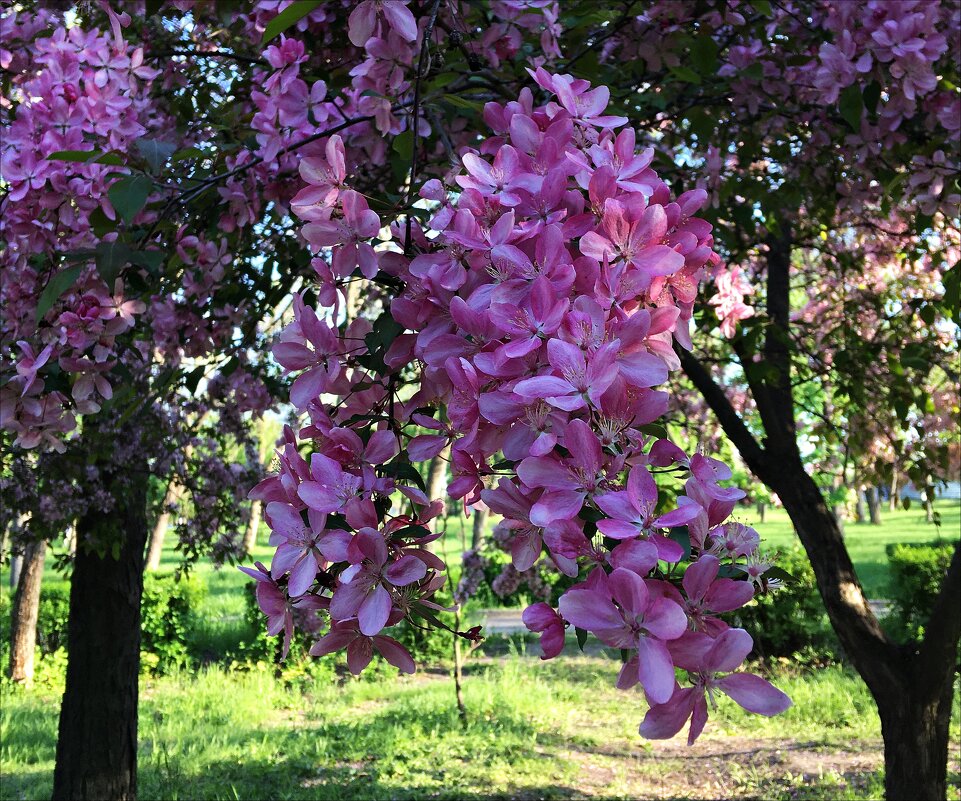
[4,656,942,801]
[747,500,959,598]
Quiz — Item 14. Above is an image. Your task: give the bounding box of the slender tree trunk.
[854,488,867,523]
[452,607,467,725]
[8,539,45,686]
[53,466,148,801]
[145,480,177,572]
[889,472,899,512]
[426,446,450,508]
[424,446,451,553]
[471,505,488,551]
[755,501,766,524]
[866,486,882,525]
[243,499,262,556]
[9,551,22,591]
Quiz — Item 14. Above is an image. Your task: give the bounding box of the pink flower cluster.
[0,9,158,448]
[253,66,790,740]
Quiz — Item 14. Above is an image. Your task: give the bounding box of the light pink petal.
[636,636,677,705]
[642,597,688,641]
[357,584,392,636]
[384,554,427,586]
[717,673,792,716]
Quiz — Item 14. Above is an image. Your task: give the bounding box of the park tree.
[1,3,957,801]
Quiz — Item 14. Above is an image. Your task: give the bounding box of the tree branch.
[676,345,768,474]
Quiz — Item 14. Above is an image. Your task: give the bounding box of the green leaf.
[36,264,83,322]
[942,261,960,324]
[145,0,163,16]
[839,84,863,130]
[669,65,701,84]
[690,36,719,74]
[261,0,322,43]
[381,458,427,492]
[751,0,773,15]
[108,175,153,224]
[95,240,132,286]
[184,366,206,394]
[668,527,692,563]
[136,139,176,172]
[862,81,882,116]
[441,94,485,113]
[764,566,798,585]
[392,130,414,162]
[129,249,165,275]
[575,626,588,652]
[47,150,124,166]
[170,147,205,162]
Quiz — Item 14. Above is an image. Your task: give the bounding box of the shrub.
[36,585,70,654]
[140,573,206,673]
[733,547,840,665]
[884,540,959,642]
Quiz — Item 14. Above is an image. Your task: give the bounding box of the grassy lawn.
[7,655,955,801]
[748,500,960,598]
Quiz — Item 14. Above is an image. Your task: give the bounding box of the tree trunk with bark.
[471,505,489,551]
[866,486,883,525]
[144,481,175,573]
[889,472,899,512]
[52,465,148,801]
[8,538,45,686]
[854,488,867,523]
[243,499,262,556]
[422,448,450,554]
[755,501,766,523]
[678,223,960,800]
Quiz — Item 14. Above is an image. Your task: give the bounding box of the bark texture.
[8,539,45,686]
[677,222,960,800]
[52,467,148,801]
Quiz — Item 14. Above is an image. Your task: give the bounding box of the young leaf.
[839,84,863,131]
[95,240,133,286]
[262,0,322,43]
[108,175,153,224]
[136,139,176,172]
[36,264,83,322]
[46,150,123,166]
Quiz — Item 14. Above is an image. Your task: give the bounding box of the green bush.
[733,547,840,665]
[884,539,959,642]
[140,573,206,673]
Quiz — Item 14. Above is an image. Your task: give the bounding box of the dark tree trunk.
[755,501,766,524]
[879,667,954,801]
[9,538,45,686]
[866,486,883,525]
[52,467,148,801]
[677,221,960,800]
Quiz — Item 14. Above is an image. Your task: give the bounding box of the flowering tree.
[3,2,957,800]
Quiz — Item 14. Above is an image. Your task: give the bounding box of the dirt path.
[549,736,885,800]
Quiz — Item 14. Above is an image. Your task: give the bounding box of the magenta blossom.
[523,602,566,659]
[559,568,687,703]
[640,628,792,744]
[311,619,415,674]
[330,528,426,636]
